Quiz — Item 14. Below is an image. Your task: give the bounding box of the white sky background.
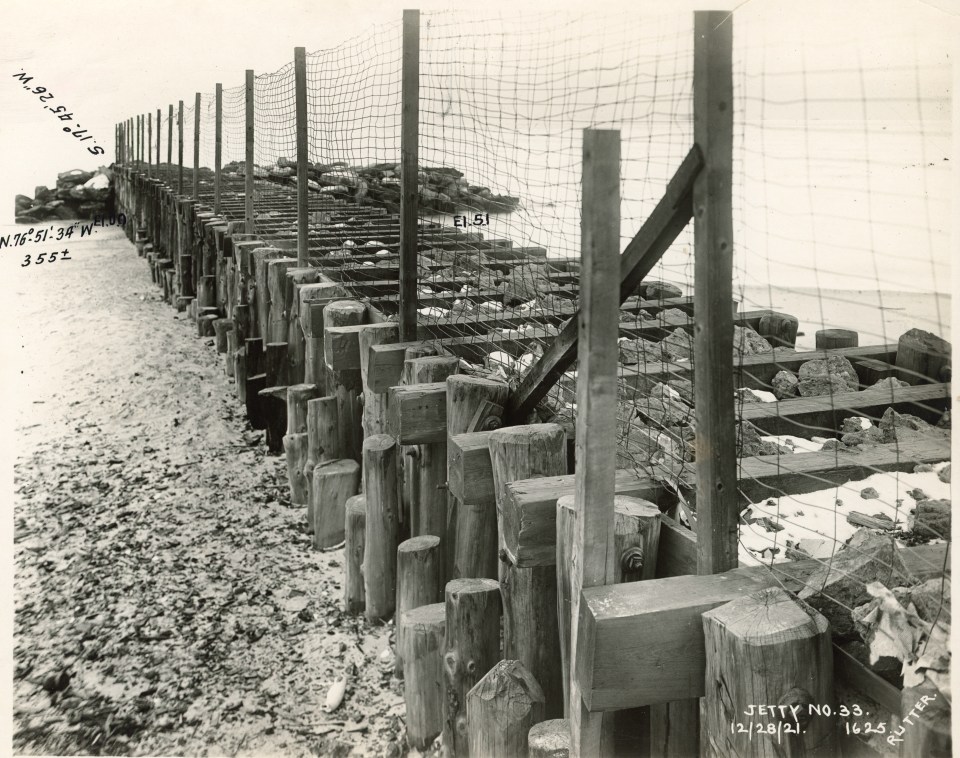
[0,0,953,204]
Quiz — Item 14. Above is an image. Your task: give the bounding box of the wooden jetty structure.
[113,9,951,757]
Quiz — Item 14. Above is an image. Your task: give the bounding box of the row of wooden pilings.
[111,162,897,758]
[113,164,607,755]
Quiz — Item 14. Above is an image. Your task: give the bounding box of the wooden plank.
[740,382,950,436]
[294,47,309,266]
[399,9,420,341]
[447,432,496,507]
[494,436,950,568]
[505,145,703,424]
[576,543,946,711]
[567,128,620,756]
[619,343,899,392]
[387,382,448,445]
[693,9,736,575]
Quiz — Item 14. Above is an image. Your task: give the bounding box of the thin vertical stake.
[147,112,152,178]
[167,104,173,183]
[178,100,184,195]
[215,84,223,214]
[294,47,309,266]
[193,92,201,200]
[693,10,736,576]
[399,8,420,342]
[567,128,620,757]
[245,70,255,233]
[156,108,161,177]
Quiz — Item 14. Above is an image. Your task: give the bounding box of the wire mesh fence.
[120,5,950,725]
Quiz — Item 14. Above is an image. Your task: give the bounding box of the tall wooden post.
[294,47,309,266]
[566,129,620,757]
[693,10,736,575]
[147,112,152,178]
[214,85,222,214]
[245,69,255,232]
[136,114,141,165]
[156,108,161,177]
[398,8,420,342]
[193,92,201,200]
[177,100,184,195]
[167,104,173,182]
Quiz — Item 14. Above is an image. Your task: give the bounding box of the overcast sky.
[1,0,954,198]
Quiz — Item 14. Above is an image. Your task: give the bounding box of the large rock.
[798,530,913,639]
[660,328,693,361]
[909,499,950,541]
[909,578,951,624]
[733,325,773,360]
[658,308,689,326]
[797,355,859,397]
[639,281,682,300]
[771,370,799,400]
[618,338,660,365]
[56,168,94,188]
[877,407,939,443]
[737,420,784,457]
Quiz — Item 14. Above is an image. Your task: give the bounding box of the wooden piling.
[359,322,400,437]
[447,375,509,581]
[529,719,571,758]
[488,424,566,720]
[177,100,184,195]
[287,383,319,435]
[467,660,545,758]
[344,494,366,614]
[399,602,446,750]
[701,587,835,757]
[815,328,858,350]
[758,312,799,349]
[283,432,310,505]
[396,534,442,676]
[324,300,367,462]
[363,434,400,621]
[896,327,951,384]
[397,535,442,618]
[405,357,460,560]
[311,459,361,549]
[443,577,502,758]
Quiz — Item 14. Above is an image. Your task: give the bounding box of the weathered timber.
[701,588,835,758]
[505,145,703,423]
[344,494,366,614]
[896,328,951,384]
[816,328,859,350]
[359,322,400,437]
[466,660,546,758]
[400,602,446,750]
[311,459,360,550]
[283,432,310,505]
[447,376,510,581]
[529,719,571,758]
[740,382,950,435]
[574,542,947,711]
[286,383,319,435]
[443,578,502,758]
[488,424,567,720]
[324,300,367,462]
[363,434,400,621]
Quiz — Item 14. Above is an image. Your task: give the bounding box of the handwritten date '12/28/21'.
[13,71,104,156]
[21,250,72,267]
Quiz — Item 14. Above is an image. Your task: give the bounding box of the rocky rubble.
[14,167,114,223]
[226,159,521,215]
